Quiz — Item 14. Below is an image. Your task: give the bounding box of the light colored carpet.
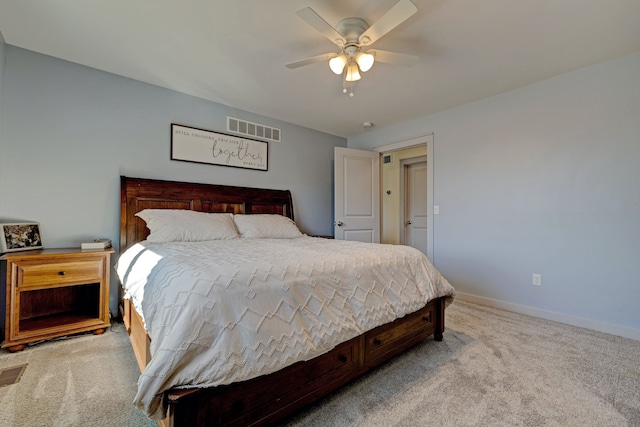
[0,323,154,427]
[1,301,638,426]
[288,302,640,427]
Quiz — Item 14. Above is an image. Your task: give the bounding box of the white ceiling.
[1,0,639,138]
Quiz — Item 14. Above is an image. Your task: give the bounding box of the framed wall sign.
[1,222,43,253]
[171,124,268,171]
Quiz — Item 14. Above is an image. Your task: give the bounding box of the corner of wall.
[0,31,6,217]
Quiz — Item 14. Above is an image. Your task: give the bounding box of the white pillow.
[233,214,303,239]
[135,209,239,242]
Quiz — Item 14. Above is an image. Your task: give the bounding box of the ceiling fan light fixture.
[356,52,375,72]
[345,63,361,82]
[290,1,419,95]
[329,55,347,74]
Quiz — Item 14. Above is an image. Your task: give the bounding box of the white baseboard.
[455,292,640,341]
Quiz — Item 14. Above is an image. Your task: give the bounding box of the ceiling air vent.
[227,117,281,142]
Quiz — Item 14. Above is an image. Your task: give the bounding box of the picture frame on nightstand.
[0,222,43,253]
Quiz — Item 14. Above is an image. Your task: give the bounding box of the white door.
[334,147,380,242]
[404,161,428,255]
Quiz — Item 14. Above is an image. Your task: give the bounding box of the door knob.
[405,220,412,225]
[335,221,344,226]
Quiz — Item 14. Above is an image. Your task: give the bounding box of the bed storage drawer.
[364,303,436,364]
[166,301,442,426]
[169,338,360,427]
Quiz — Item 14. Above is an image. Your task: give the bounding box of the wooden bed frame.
[119,176,446,427]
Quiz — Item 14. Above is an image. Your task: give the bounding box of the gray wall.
[0,46,346,314]
[349,52,640,338]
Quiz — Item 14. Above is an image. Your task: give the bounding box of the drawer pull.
[373,338,382,346]
[338,354,347,363]
[58,271,66,276]
[422,315,430,322]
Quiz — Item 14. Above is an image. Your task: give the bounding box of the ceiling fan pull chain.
[342,72,355,98]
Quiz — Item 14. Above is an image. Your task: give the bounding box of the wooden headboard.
[119,176,294,252]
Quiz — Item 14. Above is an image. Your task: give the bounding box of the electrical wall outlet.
[532,274,542,286]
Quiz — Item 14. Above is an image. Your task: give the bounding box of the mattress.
[116,236,455,419]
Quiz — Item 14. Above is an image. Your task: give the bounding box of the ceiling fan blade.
[368,49,419,66]
[296,7,346,47]
[285,52,338,69]
[359,0,417,46]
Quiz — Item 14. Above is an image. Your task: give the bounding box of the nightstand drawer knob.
[58,271,66,276]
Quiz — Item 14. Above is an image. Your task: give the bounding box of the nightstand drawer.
[17,259,103,287]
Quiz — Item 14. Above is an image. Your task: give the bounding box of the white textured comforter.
[116,236,455,419]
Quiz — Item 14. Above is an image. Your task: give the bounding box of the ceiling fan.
[286,0,420,96]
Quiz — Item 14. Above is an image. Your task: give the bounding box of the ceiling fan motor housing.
[336,17,370,46]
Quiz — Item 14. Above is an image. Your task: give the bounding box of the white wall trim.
[455,292,640,341]
[426,137,434,262]
[373,133,433,153]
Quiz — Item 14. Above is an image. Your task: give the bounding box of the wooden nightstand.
[1,248,114,352]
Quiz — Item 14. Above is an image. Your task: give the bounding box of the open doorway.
[380,146,427,245]
[377,134,434,260]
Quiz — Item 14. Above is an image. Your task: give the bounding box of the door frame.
[374,134,434,261]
